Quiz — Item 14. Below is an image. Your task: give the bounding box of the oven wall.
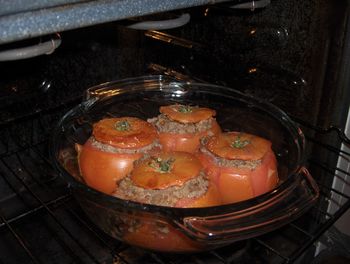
[0,0,349,146]
[140,0,350,127]
[1,0,348,127]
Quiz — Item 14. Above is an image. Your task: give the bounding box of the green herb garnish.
[115,120,131,131]
[177,105,193,113]
[231,136,250,149]
[148,157,175,173]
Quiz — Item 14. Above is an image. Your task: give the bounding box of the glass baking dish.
[50,75,319,253]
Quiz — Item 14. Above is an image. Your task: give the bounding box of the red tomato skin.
[174,182,222,208]
[250,149,278,197]
[159,133,201,153]
[218,167,254,203]
[92,117,157,149]
[78,140,142,194]
[159,120,221,153]
[197,150,278,204]
[196,152,220,185]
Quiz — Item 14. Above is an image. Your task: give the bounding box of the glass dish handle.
[177,167,319,243]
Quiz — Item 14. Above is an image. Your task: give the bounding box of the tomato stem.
[177,105,193,113]
[115,120,131,131]
[231,136,250,149]
[148,157,175,173]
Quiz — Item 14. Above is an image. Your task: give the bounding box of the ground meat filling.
[89,137,160,154]
[200,145,261,170]
[148,114,215,134]
[113,171,209,207]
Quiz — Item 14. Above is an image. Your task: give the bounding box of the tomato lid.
[160,104,216,123]
[92,117,157,149]
[131,152,202,189]
[206,132,272,161]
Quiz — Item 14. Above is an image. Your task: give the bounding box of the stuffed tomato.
[77,117,159,194]
[148,104,221,153]
[113,151,221,251]
[198,132,279,204]
[113,151,221,207]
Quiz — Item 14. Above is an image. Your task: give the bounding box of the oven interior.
[1,0,350,263]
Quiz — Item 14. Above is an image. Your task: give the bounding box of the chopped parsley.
[148,157,175,173]
[231,135,250,149]
[115,120,131,131]
[177,105,193,113]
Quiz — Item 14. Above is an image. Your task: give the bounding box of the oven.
[1,0,350,263]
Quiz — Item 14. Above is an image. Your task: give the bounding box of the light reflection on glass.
[248,68,257,74]
[250,28,257,35]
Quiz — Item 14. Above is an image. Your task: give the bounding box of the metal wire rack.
[0,94,349,264]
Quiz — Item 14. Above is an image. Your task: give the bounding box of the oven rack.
[0,0,257,45]
[0,103,349,264]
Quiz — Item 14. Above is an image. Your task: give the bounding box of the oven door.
[0,0,350,263]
